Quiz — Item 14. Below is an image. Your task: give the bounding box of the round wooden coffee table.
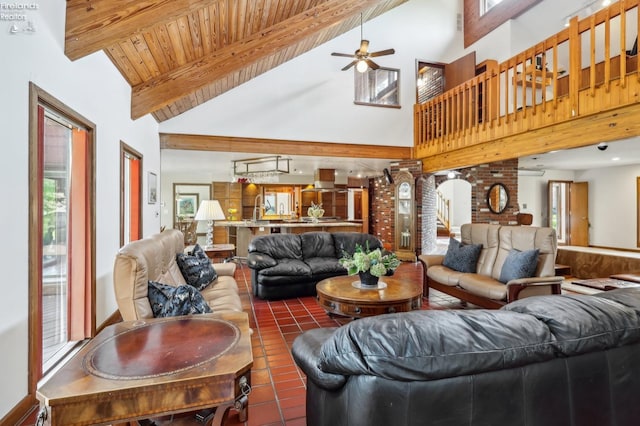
[316,275,422,318]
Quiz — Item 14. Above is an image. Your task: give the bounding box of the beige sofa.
[418,223,563,308]
[113,229,243,321]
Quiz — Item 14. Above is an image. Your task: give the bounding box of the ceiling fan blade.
[342,60,358,71]
[365,59,380,70]
[369,48,396,58]
[332,52,355,58]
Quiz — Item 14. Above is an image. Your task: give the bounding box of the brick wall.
[434,158,519,225]
[369,160,423,254]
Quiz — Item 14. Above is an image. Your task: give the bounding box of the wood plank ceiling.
[65,0,408,122]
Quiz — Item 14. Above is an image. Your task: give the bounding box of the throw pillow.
[147,281,212,317]
[499,249,540,283]
[442,237,482,273]
[177,244,217,291]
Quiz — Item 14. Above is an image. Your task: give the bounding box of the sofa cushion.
[499,249,539,283]
[332,232,382,259]
[259,258,312,276]
[176,244,217,291]
[503,291,640,355]
[147,281,212,317]
[305,257,346,275]
[301,232,336,259]
[458,274,508,300]
[426,265,466,287]
[249,233,303,260]
[442,237,482,273]
[317,309,555,381]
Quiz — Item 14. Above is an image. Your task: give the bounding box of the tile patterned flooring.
[18,261,470,426]
[223,260,467,426]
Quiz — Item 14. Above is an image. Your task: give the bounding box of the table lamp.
[194,199,226,249]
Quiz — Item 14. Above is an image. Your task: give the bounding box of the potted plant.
[339,242,400,288]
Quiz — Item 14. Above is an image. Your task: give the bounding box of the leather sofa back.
[331,232,382,258]
[460,223,557,280]
[113,229,187,321]
[461,224,499,276]
[493,225,557,279]
[248,232,383,260]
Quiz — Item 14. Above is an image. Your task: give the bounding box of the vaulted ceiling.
[65,0,408,122]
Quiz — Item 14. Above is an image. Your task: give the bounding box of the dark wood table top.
[37,311,252,426]
[316,275,422,318]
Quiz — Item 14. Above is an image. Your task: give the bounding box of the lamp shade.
[195,200,226,221]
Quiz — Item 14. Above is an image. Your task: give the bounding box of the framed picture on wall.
[148,172,157,204]
[176,193,199,219]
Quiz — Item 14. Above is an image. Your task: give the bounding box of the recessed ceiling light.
[612,157,620,161]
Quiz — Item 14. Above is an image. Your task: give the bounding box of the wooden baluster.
[620,0,626,88]
[589,15,596,97]
[569,16,580,117]
[604,9,611,93]
[552,37,558,110]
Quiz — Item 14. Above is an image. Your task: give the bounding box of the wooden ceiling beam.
[131,0,403,119]
[160,133,412,160]
[65,0,219,61]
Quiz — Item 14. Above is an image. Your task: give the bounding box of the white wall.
[0,1,159,418]
[438,179,472,227]
[576,164,640,249]
[518,165,640,250]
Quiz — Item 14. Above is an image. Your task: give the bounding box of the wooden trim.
[119,142,144,247]
[464,0,541,48]
[65,0,218,60]
[131,0,402,118]
[0,394,37,426]
[28,82,97,391]
[638,176,640,248]
[160,133,412,160]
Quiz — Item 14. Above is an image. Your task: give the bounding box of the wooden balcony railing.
[415,0,640,172]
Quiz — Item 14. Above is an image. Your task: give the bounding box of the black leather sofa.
[292,288,640,426]
[247,231,382,300]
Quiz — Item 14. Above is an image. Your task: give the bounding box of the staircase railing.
[436,191,450,233]
[414,0,640,165]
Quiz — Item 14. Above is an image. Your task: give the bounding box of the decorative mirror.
[487,183,509,214]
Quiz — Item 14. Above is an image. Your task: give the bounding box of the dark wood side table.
[204,244,236,263]
[36,311,252,426]
[316,275,422,318]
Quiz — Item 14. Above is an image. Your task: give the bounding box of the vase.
[358,271,380,288]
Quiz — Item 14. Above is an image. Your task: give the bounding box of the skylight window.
[480,0,504,15]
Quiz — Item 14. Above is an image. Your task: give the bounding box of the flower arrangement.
[307,201,324,219]
[339,242,400,278]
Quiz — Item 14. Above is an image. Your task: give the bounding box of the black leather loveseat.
[247,231,382,300]
[292,288,640,426]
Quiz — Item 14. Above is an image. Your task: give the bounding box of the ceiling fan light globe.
[356,60,369,73]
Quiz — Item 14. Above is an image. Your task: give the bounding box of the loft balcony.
[414,0,640,173]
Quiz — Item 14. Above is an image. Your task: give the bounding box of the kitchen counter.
[218,220,363,257]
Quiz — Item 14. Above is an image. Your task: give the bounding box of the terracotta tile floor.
[221,260,468,426]
[18,261,470,426]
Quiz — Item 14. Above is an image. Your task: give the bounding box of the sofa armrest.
[213,262,236,277]
[506,276,564,301]
[247,252,277,270]
[292,329,347,391]
[417,254,444,269]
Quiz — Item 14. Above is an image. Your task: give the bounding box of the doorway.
[437,178,472,238]
[548,180,589,246]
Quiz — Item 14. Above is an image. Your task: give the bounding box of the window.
[29,83,95,386]
[548,181,568,244]
[464,0,541,47]
[354,67,400,108]
[120,142,143,246]
[480,0,504,16]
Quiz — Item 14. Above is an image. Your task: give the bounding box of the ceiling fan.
[331,14,395,73]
